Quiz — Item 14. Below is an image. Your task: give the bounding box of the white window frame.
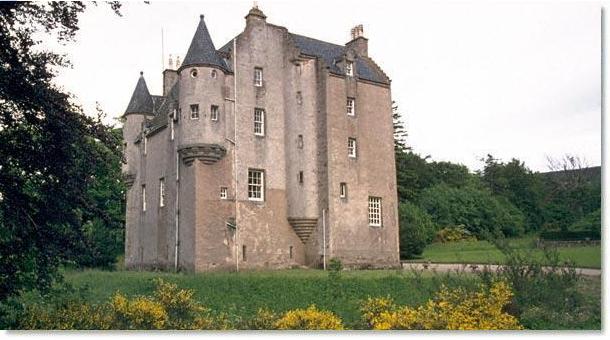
[248,169,265,201]
[340,182,347,199]
[254,108,265,136]
[346,61,354,77]
[159,178,165,207]
[220,186,228,200]
[190,104,199,120]
[368,196,382,227]
[142,184,147,212]
[348,138,357,158]
[210,105,219,121]
[254,67,263,87]
[346,97,355,116]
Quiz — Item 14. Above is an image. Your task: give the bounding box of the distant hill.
[537,166,601,184]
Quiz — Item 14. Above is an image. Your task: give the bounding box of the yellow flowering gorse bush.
[362,281,522,330]
[274,305,344,330]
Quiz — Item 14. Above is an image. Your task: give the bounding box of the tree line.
[393,104,601,258]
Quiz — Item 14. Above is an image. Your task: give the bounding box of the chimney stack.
[346,24,368,57]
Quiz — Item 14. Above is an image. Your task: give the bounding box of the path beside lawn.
[401,262,601,276]
[411,237,601,269]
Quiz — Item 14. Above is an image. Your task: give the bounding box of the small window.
[190,68,198,78]
[346,61,354,76]
[210,105,219,121]
[296,91,303,105]
[289,246,293,259]
[142,184,147,212]
[211,69,217,78]
[254,108,265,136]
[340,182,347,198]
[368,196,382,226]
[190,104,199,119]
[348,138,357,158]
[346,97,355,116]
[298,171,304,184]
[248,169,264,201]
[159,178,165,207]
[143,136,147,155]
[170,119,174,140]
[254,67,263,87]
[220,187,228,200]
[297,135,303,149]
[242,245,247,261]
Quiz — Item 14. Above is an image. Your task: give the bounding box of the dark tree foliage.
[398,202,436,259]
[0,2,121,300]
[481,155,544,233]
[538,155,600,231]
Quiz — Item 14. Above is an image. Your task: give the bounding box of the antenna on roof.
[253,1,259,9]
[161,27,165,70]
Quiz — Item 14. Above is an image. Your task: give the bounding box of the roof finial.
[253,1,258,9]
[200,14,204,20]
[140,71,144,76]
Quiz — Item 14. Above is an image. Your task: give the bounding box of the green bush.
[434,225,476,243]
[398,202,436,259]
[568,208,601,239]
[418,183,525,238]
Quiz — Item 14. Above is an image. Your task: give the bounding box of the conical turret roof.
[182,15,229,72]
[124,72,154,116]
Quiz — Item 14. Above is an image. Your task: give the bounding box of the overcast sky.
[51,0,601,172]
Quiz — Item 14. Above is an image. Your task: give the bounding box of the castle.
[122,6,400,271]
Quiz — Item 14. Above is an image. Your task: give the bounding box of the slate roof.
[144,83,180,134]
[124,72,154,115]
[219,33,389,84]
[289,33,389,84]
[182,15,230,72]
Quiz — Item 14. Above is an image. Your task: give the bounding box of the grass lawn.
[60,267,601,329]
[418,237,601,269]
[63,268,480,329]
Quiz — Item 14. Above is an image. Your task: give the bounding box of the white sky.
[51,0,601,172]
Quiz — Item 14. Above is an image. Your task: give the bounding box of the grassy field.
[63,268,480,328]
[418,237,601,268]
[60,268,601,329]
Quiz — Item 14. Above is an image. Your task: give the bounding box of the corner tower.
[175,14,237,271]
[122,71,154,269]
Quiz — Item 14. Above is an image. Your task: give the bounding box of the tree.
[418,183,525,238]
[538,154,600,231]
[480,155,544,233]
[398,202,436,259]
[0,2,121,300]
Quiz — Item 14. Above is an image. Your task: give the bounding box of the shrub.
[275,305,344,330]
[480,236,585,329]
[567,208,601,239]
[328,257,343,280]
[109,293,167,329]
[434,225,476,243]
[245,307,280,330]
[398,202,436,259]
[362,281,522,330]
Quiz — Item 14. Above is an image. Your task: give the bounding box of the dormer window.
[346,61,354,77]
[254,67,263,87]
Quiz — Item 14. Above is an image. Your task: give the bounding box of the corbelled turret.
[181,15,229,72]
